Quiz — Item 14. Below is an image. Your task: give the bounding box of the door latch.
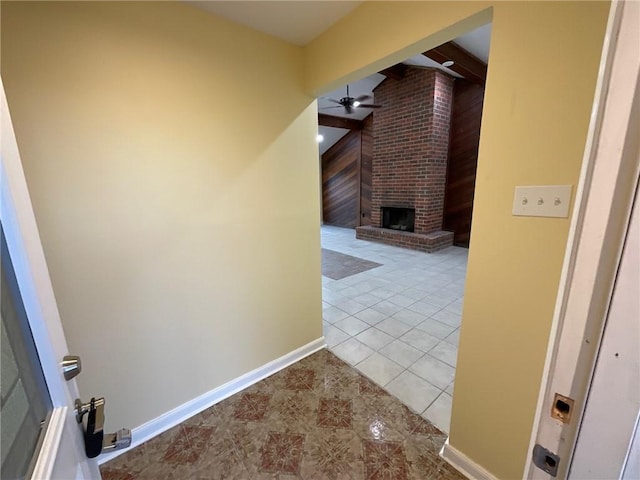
[76,397,131,458]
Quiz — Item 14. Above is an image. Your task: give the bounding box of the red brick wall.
[371,68,454,234]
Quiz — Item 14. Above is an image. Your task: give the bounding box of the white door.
[570,184,640,479]
[1,77,101,479]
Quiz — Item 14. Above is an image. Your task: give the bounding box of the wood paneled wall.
[443,80,485,247]
[321,114,373,228]
[321,129,361,228]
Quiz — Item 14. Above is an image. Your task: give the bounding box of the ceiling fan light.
[353,101,360,108]
[442,60,455,68]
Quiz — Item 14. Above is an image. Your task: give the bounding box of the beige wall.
[1,1,322,432]
[305,2,609,478]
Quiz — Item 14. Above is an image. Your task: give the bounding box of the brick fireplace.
[356,67,455,253]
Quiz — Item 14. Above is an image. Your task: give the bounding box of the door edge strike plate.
[551,393,575,424]
[533,444,560,477]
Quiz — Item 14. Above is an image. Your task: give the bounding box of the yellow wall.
[2,1,611,478]
[305,2,609,478]
[1,1,322,432]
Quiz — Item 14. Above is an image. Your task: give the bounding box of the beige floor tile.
[414,318,456,340]
[429,342,459,368]
[333,316,370,336]
[399,329,440,353]
[379,340,424,368]
[355,327,394,351]
[355,352,404,387]
[332,338,375,366]
[423,392,453,433]
[385,371,442,414]
[408,355,456,389]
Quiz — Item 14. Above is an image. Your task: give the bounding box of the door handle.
[62,355,82,381]
[75,397,131,458]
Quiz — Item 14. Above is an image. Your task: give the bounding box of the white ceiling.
[318,73,386,121]
[188,1,362,46]
[453,23,491,63]
[318,126,349,155]
[317,23,491,152]
[318,23,492,120]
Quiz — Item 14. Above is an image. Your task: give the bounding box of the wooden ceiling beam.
[423,42,487,85]
[318,113,363,130]
[378,63,407,80]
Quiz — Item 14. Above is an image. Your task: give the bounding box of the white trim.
[30,407,67,480]
[440,438,498,480]
[98,337,326,465]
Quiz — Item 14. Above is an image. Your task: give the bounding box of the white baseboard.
[98,337,326,465]
[440,437,498,480]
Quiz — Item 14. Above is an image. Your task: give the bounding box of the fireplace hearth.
[382,207,415,232]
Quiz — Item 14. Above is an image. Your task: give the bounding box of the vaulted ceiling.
[318,23,491,154]
[318,23,491,121]
[186,2,491,155]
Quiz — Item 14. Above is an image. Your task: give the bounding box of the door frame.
[1,77,100,478]
[524,0,640,478]
[570,176,639,477]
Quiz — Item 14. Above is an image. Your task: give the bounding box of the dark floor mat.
[321,248,382,280]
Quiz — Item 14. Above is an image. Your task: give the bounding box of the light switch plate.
[512,185,572,218]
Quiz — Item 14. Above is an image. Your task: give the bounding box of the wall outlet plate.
[512,185,572,218]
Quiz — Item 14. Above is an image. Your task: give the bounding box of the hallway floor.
[100,349,464,479]
[321,226,468,434]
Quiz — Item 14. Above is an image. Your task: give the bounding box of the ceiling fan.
[321,85,381,115]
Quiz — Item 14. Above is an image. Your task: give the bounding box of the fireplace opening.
[381,207,415,232]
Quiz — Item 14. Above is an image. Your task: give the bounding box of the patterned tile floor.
[101,349,465,479]
[320,226,468,434]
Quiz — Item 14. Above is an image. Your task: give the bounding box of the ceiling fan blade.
[319,106,344,110]
[355,94,372,102]
[345,105,353,114]
[358,104,382,108]
[319,98,342,104]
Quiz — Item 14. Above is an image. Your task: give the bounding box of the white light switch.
[512,185,572,218]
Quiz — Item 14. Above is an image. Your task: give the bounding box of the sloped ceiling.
[188,1,362,46]
[186,2,491,155]
[318,23,491,121]
[318,23,491,153]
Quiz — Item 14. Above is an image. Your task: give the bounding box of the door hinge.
[532,444,560,477]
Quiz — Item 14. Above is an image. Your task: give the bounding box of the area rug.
[321,248,382,280]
